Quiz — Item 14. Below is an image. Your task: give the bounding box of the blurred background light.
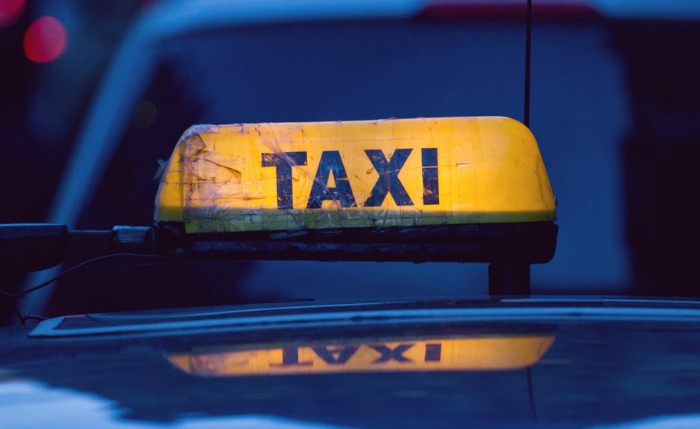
[23,16,67,63]
[0,0,24,27]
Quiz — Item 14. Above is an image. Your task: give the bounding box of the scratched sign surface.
[155,117,555,233]
[167,335,556,376]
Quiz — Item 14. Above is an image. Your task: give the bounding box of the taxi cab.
[2,116,700,428]
[2,1,700,428]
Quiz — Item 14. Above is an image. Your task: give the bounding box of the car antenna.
[487,0,535,295]
[524,0,532,128]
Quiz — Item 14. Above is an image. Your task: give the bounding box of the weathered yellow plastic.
[167,335,555,376]
[154,117,555,233]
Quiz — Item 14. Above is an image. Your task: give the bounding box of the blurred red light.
[0,0,24,27]
[23,16,67,63]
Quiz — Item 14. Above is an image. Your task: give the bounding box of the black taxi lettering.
[363,149,413,207]
[312,346,360,364]
[424,343,441,362]
[306,151,357,209]
[422,148,439,205]
[271,347,312,367]
[271,343,443,368]
[371,344,414,363]
[261,152,307,210]
[262,149,439,209]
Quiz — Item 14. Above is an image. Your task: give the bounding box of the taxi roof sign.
[155,117,555,233]
[2,118,556,296]
[153,117,558,294]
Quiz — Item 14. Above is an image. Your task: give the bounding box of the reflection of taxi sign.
[155,117,555,232]
[167,335,556,377]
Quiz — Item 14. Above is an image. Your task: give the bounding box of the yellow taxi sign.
[167,335,555,377]
[154,117,555,233]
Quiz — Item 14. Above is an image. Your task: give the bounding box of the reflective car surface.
[3,298,700,428]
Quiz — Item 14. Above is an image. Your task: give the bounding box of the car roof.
[4,297,700,428]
